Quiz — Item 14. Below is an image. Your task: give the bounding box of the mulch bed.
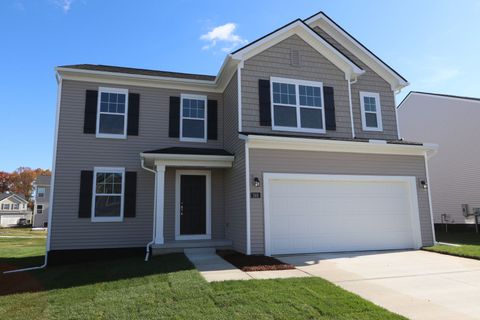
[217,250,295,272]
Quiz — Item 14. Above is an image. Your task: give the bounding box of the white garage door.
[0,215,23,227]
[264,174,422,255]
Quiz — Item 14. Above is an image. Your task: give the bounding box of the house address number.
[250,192,261,199]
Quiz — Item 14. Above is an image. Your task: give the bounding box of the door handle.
[180,202,184,216]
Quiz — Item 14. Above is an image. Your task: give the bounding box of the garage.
[263,173,422,255]
[0,215,24,227]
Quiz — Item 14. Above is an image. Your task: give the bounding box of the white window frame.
[36,204,43,214]
[2,204,10,210]
[180,93,208,143]
[37,187,45,198]
[12,203,19,210]
[91,167,125,222]
[96,87,129,139]
[270,77,326,134]
[359,91,383,132]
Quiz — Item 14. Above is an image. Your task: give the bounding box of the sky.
[1,0,479,172]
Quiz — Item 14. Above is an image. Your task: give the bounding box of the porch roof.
[140,147,234,168]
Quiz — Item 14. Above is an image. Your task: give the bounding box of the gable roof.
[304,11,409,91]
[397,91,480,109]
[34,175,51,186]
[0,193,28,204]
[231,19,364,80]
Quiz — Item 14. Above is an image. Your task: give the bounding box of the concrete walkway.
[280,250,480,320]
[185,249,309,282]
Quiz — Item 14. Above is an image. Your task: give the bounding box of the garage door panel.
[266,175,420,255]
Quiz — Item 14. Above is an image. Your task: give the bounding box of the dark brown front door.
[180,175,206,235]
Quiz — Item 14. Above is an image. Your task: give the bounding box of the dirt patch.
[217,250,295,272]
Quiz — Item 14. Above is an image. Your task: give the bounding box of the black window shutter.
[78,170,93,218]
[124,172,137,218]
[207,100,218,140]
[169,97,180,138]
[258,79,271,126]
[127,93,140,136]
[84,90,98,134]
[324,86,336,130]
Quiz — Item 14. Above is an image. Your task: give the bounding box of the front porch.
[140,147,235,253]
[151,239,233,255]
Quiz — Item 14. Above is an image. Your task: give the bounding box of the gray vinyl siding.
[248,149,433,254]
[163,168,225,241]
[50,79,224,250]
[241,34,352,139]
[222,71,247,253]
[33,185,50,228]
[313,27,398,140]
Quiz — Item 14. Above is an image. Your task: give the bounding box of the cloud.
[200,23,247,52]
[51,0,75,13]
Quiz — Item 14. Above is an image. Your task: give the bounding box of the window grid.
[360,92,382,131]
[271,78,325,133]
[180,94,207,142]
[91,168,125,222]
[96,88,128,138]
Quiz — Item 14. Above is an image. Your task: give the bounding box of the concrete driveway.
[280,250,480,320]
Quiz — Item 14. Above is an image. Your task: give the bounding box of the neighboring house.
[33,175,51,228]
[0,193,31,227]
[398,91,480,230]
[48,11,437,259]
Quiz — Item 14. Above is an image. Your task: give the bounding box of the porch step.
[184,247,216,255]
[151,239,232,256]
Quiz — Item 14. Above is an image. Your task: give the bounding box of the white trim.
[91,167,125,223]
[347,79,356,138]
[36,204,44,214]
[175,170,212,240]
[424,152,437,244]
[270,77,326,134]
[245,142,251,255]
[394,90,401,139]
[96,87,129,139]
[237,61,244,132]
[155,165,165,245]
[262,173,423,256]
[180,93,208,143]
[232,20,364,79]
[305,13,409,90]
[359,91,383,132]
[243,134,438,156]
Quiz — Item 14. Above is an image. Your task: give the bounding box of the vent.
[290,49,300,66]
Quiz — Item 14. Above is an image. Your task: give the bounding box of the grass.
[423,231,480,259]
[0,229,405,320]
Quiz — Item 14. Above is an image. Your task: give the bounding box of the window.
[359,92,383,131]
[1,204,10,210]
[180,94,207,142]
[97,87,128,138]
[13,204,19,210]
[36,205,43,214]
[37,187,45,198]
[91,167,125,222]
[271,77,325,133]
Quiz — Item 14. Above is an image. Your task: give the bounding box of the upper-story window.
[270,77,325,133]
[359,92,383,131]
[36,205,43,214]
[1,204,10,210]
[13,204,19,210]
[37,187,45,198]
[180,94,207,142]
[91,167,125,222]
[97,87,129,139]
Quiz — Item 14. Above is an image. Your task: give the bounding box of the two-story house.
[0,192,31,227]
[48,11,437,261]
[32,175,51,228]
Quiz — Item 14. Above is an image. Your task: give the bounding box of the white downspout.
[4,72,63,274]
[141,158,157,261]
[348,76,358,138]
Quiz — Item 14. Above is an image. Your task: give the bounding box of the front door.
[180,175,206,235]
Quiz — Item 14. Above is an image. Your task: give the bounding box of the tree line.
[0,167,51,204]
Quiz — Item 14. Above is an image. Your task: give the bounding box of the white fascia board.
[305,13,409,91]
[231,21,364,80]
[141,153,234,168]
[243,134,438,156]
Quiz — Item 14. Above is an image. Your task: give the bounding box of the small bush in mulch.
[217,250,295,272]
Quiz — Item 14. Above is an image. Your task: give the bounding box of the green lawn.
[423,231,480,259]
[0,229,405,320]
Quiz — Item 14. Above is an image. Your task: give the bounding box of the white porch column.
[155,165,166,244]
